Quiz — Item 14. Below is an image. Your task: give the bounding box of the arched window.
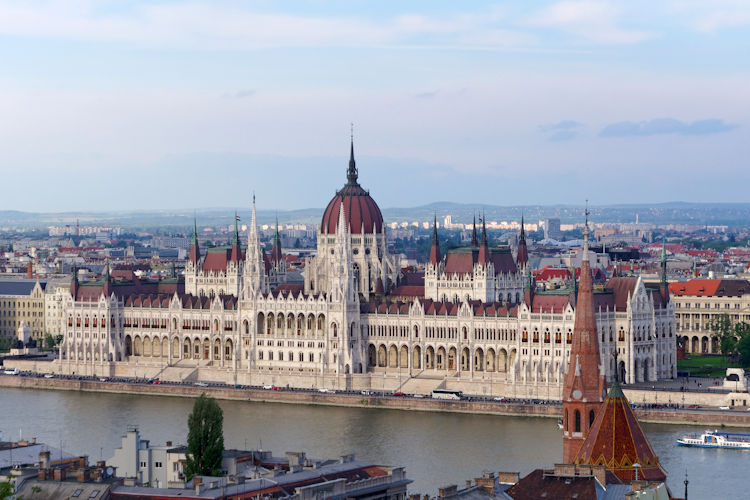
[574,410,581,433]
[564,409,568,431]
[589,410,595,428]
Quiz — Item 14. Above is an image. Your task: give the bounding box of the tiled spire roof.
[574,377,668,483]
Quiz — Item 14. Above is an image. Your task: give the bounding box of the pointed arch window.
[574,410,581,433]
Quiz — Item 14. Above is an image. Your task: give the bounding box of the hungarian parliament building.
[59,142,677,396]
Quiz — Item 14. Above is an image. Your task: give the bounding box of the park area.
[677,354,736,378]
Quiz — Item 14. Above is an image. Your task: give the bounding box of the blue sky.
[1,0,748,212]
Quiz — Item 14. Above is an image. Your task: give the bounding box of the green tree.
[185,393,224,480]
[736,323,750,367]
[0,481,12,500]
[708,314,737,356]
[44,333,56,350]
[55,334,64,345]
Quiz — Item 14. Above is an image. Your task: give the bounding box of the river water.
[1,388,744,498]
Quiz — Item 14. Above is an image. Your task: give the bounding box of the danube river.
[1,388,744,497]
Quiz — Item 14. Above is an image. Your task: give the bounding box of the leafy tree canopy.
[185,393,224,481]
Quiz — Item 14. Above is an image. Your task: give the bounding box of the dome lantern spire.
[347,123,358,186]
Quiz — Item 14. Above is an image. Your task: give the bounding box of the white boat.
[677,430,750,449]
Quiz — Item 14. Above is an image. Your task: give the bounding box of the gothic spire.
[478,212,490,264]
[517,214,529,267]
[347,125,358,186]
[430,215,441,266]
[471,214,478,247]
[230,212,242,262]
[189,215,200,264]
[562,202,606,463]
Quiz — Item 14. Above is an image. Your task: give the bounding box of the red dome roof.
[320,141,384,235]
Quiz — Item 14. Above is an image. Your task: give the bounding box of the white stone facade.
[58,149,676,394]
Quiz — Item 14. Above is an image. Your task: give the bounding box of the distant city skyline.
[1,1,748,211]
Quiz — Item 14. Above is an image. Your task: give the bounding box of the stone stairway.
[396,375,446,396]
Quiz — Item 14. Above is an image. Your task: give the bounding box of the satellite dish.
[106,467,114,477]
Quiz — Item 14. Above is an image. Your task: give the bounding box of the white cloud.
[0,1,536,51]
[667,0,750,33]
[527,1,653,44]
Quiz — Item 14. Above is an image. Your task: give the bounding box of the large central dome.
[320,141,384,235]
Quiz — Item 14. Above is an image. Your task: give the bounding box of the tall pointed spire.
[245,193,267,296]
[517,214,528,267]
[562,201,606,463]
[189,215,200,264]
[478,212,490,264]
[429,214,441,266]
[471,214,478,247]
[347,124,358,186]
[230,212,242,262]
[271,216,282,265]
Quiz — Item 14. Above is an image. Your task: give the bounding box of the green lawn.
[677,354,735,377]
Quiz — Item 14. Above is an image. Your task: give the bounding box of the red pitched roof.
[531,295,570,313]
[574,383,667,482]
[443,248,518,275]
[202,250,230,273]
[669,279,749,297]
[605,277,638,310]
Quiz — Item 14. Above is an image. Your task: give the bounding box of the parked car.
[719,406,731,410]
[150,379,162,384]
[194,382,208,387]
[4,368,19,375]
[360,390,372,396]
[393,392,405,397]
[263,384,275,390]
[43,373,55,379]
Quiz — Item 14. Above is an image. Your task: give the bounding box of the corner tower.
[562,208,607,463]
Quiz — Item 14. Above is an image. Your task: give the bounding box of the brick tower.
[562,208,607,463]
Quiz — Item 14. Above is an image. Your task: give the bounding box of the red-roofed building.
[669,278,750,354]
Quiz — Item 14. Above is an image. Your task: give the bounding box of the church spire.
[517,214,528,267]
[478,212,490,264]
[189,215,200,264]
[471,214,478,247]
[347,124,358,186]
[429,215,441,265]
[271,216,283,265]
[562,202,606,463]
[230,212,242,262]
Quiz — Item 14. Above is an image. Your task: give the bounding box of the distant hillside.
[2,201,750,230]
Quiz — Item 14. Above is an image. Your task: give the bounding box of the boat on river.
[677,430,750,449]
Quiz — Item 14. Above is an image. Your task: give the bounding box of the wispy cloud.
[414,90,439,99]
[599,118,738,137]
[527,1,653,44]
[539,120,583,141]
[0,2,535,51]
[668,0,750,33]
